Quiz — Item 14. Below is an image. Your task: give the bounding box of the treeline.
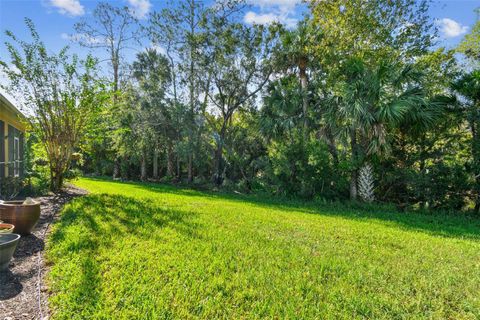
[2,0,479,212]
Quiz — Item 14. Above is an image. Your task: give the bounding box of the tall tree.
[148,0,209,182]
[202,18,278,185]
[310,0,435,72]
[74,2,141,178]
[452,70,480,212]
[131,49,172,180]
[0,19,104,191]
[74,2,140,96]
[309,0,438,200]
[324,58,440,200]
[275,21,320,133]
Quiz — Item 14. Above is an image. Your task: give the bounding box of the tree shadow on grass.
[46,193,201,317]
[83,177,480,241]
[49,193,200,247]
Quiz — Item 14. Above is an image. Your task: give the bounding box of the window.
[6,125,23,178]
[13,136,20,177]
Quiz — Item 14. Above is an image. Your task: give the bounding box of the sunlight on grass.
[45,178,480,319]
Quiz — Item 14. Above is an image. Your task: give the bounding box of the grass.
[46,177,480,319]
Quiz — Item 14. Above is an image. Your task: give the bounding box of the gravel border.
[0,186,87,320]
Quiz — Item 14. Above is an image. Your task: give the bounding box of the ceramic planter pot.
[0,233,20,270]
[0,201,41,235]
[0,223,15,234]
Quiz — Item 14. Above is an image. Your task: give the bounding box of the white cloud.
[48,0,84,16]
[436,18,469,38]
[127,0,151,19]
[244,0,299,28]
[244,12,279,25]
[253,0,300,10]
[243,11,297,28]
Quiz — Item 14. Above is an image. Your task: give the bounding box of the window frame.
[13,136,20,177]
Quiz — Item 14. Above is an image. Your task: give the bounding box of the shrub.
[0,177,24,200]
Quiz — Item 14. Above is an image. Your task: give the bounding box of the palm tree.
[275,20,321,133]
[452,70,480,212]
[325,57,439,201]
[260,76,304,140]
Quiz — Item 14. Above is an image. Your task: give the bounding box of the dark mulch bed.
[0,186,86,320]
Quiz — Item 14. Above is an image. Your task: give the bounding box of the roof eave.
[0,93,26,120]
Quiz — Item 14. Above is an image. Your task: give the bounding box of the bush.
[0,177,24,200]
[262,137,348,200]
[23,176,50,197]
[63,168,83,180]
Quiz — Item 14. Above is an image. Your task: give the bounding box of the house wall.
[0,120,4,179]
[0,96,26,178]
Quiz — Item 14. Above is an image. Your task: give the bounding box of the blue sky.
[0,0,478,67]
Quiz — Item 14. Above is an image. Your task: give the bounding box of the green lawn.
[46,178,480,319]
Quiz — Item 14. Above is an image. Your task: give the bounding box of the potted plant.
[0,221,15,234]
[0,198,40,235]
[0,233,21,270]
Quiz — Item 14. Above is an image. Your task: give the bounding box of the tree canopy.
[1,1,479,213]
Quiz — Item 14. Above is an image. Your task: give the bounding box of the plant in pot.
[0,233,21,270]
[0,198,40,235]
[1,176,40,235]
[0,220,15,234]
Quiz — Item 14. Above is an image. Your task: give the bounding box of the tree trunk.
[140,149,147,181]
[350,129,358,201]
[239,166,252,191]
[153,147,159,179]
[350,170,358,201]
[112,59,120,180]
[113,158,120,179]
[187,153,193,183]
[187,3,196,185]
[113,59,119,94]
[176,156,181,180]
[166,144,175,178]
[213,125,226,186]
[325,129,339,167]
[50,167,64,193]
[213,142,224,186]
[358,162,375,202]
[213,137,226,186]
[418,138,428,209]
